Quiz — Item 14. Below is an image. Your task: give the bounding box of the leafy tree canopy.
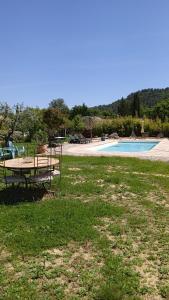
[70,103,90,119]
[72,115,85,133]
[17,107,44,141]
[48,98,69,115]
[150,99,169,121]
[43,108,64,136]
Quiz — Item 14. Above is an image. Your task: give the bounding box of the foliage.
[70,103,90,119]
[48,98,69,115]
[43,108,64,135]
[150,99,169,121]
[33,129,48,144]
[117,97,129,116]
[0,102,11,130]
[91,87,169,116]
[3,103,23,144]
[72,114,85,133]
[91,116,169,137]
[17,107,44,141]
[132,93,140,117]
[2,89,169,140]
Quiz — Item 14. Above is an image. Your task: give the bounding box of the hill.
[91,87,169,114]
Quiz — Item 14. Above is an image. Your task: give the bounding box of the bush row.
[91,117,169,137]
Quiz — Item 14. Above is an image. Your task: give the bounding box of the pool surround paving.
[62,138,169,162]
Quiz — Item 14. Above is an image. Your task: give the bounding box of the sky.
[0,0,169,108]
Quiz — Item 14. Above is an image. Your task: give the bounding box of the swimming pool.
[98,141,159,153]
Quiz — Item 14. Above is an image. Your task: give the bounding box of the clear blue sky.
[0,0,169,108]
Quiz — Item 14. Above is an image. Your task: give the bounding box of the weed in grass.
[160,285,169,298]
[102,256,140,296]
[108,224,123,236]
[94,283,126,300]
[3,277,38,300]
[127,216,147,229]
[104,176,120,185]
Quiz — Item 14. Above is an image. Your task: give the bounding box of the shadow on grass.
[0,187,47,205]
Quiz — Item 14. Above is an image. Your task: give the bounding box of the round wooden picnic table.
[2,156,59,170]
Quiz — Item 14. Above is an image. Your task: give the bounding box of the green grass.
[0,200,124,255]
[0,155,169,299]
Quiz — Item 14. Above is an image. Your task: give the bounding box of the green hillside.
[91,87,169,114]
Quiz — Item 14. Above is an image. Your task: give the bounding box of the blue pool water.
[98,141,159,153]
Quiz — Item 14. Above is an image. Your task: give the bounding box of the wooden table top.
[2,157,59,170]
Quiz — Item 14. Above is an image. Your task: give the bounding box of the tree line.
[1,91,169,144]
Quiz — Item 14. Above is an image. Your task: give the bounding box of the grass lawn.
[0,155,169,299]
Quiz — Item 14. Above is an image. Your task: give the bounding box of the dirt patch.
[68,168,81,171]
[0,248,11,262]
[95,215,164,299]
[110,169,169,179]
[10,242,103,298]
[4,262,14,273]
[141,295,162,300]
[70,175,86,185]
[43,242,103,296]
[134,252,162,299]
[148,191,169,208]
[106,165,128,172]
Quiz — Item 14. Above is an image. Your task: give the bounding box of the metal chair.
[0,153,26,188]
[37,145,62,194]
[0,148,12,160]
[16,145,25,156]
[27,154,53,190]
[46,144,62,179]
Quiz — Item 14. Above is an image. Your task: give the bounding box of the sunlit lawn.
[0,155,169,299]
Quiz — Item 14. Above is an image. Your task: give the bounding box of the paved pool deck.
[62,138,169,162]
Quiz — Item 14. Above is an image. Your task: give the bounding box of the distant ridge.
[91,87,169,113]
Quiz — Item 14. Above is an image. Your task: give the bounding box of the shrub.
[91,117,169,137]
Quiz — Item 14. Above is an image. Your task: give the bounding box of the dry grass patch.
[147,190,169,208]
[93,208,169,299]
[68,167,82,171]
[2,242,104,299]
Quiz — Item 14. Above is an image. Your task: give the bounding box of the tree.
[117,97,126,116]
[72,115,85,133]
[48,98,69,115]
[151,99,169,121]
[43,108,64,136]
[0,102,11,131]
[132,93,140,117]
[17,107,44,141]
[5,103,23,144]
[70,103,90,119]
[59,117,72,136]
[83,116,94,139]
